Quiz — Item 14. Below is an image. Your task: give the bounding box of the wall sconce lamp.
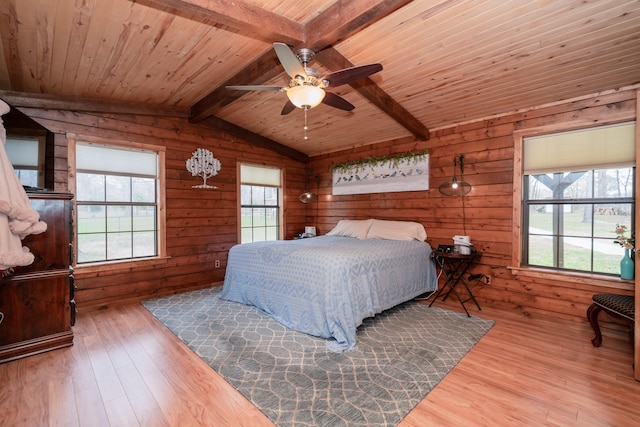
[299,175,320,203]
[439,154,472,196]
[299,190,318,203]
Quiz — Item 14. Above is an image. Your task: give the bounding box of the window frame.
[6,134,46,188]
[238,162,284,243]
[512,121,636,290]
[68,135,167,270]
[522,169,635,274]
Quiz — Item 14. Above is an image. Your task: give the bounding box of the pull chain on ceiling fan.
[226,43,383,140]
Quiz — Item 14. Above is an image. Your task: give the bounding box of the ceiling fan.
[226,43,383,116]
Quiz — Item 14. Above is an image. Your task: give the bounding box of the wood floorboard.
[1,294,639,426]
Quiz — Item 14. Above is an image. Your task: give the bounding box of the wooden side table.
[429,250,482,316]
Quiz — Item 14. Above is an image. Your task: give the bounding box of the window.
[239,164,282,243]
[74,141,162,264]
[518,122,636,276]
[5,136,44,187]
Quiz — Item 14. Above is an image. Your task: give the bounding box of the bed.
[220,219,438,351]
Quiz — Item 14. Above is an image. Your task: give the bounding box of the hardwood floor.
[1,291,638,426]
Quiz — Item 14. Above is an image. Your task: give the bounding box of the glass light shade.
[287,85,325,109]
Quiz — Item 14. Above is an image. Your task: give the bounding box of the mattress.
[220,235,437,351]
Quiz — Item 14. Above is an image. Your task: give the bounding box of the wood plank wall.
[11,87,637,327]
[308,88,637,325]
[16,108,307,309]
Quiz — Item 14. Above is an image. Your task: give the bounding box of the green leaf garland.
[332,149,429,174]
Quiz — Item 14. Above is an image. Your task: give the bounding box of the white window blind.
[5,137,39,166]
[241,164,281,186]
[77,142,157,176]
[524,122,636,174]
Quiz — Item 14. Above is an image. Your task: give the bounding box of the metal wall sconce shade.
[299,191,318,203]
[439,154,472,196]
[299,175,320,203]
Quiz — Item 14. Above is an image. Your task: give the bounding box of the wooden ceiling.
[1,0,639,159]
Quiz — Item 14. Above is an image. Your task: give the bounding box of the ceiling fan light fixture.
[287,85,325,109]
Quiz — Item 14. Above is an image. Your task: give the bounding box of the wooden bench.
[587,293,635,347]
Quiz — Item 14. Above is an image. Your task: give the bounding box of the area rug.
[142,287,494,427]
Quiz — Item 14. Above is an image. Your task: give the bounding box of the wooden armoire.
[0,191,74,363]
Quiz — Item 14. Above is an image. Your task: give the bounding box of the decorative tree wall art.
[186,148,221,188]
[332,150,429,195]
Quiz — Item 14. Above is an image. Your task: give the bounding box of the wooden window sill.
[73,256,171,277]
[508,266,634,291]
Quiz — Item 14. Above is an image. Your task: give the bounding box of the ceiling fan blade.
[273,43,307,79]
[280,100,296,115]
[322,92,355,111]
[322,63,383,88]
[226,85,284,91]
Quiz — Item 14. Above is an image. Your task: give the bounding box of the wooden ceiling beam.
[155,0,429,152]
[315,48,430,141]
[304,0,414,51]
[191,0,416,121]
[0,90,191,117]
[190,48,283,122]
[146,0,304,45]
[203,116,308,163]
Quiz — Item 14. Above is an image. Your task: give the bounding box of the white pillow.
[326,219,374,239]
[366,219,427,241]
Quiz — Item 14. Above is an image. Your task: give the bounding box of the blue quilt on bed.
[220,236,437,351]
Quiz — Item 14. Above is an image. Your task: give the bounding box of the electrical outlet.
[215,260,221,268]
[484,275,491,285]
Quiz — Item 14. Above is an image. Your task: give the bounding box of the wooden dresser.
[0,191,74,363]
